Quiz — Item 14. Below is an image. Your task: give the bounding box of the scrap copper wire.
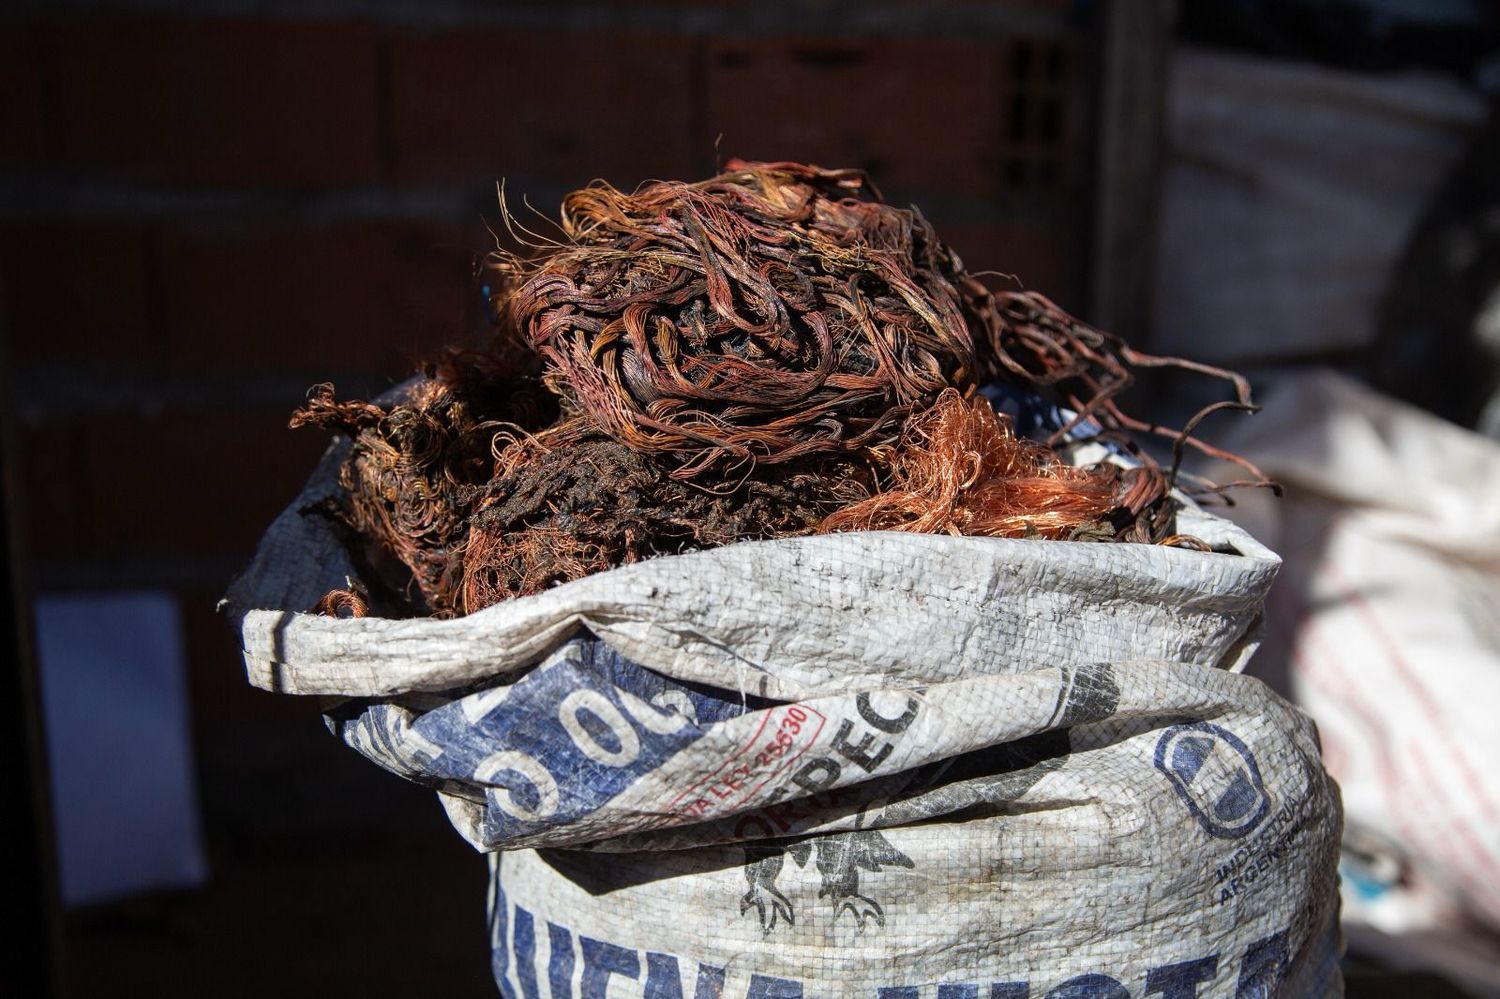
[491,160,977,476]
[491,160,1275,500]
[457,426,874,613]
[292,161,1276,617]
[290,349,558,617]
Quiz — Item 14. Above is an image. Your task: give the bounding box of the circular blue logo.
[1154,722,1271,839]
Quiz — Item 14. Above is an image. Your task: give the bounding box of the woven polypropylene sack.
[226,442,1344,997]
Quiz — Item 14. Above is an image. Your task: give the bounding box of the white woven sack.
[227,443,1344,997]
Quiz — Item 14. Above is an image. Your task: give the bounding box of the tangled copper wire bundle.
[293,367,874,616]
[492,160,1268,490]
[293,161,1275,617]
[491,160,977,475]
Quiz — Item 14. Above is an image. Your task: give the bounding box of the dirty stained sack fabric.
[227,443,1344,997]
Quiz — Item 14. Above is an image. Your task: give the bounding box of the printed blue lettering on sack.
[746,975,803,998]
[582,936,640,997]
[1144,958,1217,997]
[1233,930,1289,998]
[491,864,1302,999]
[550,923,576,998]
[395,637,752,842]
[694,963,728,998]
[1153,723,1271,840]
[1043,974,1129,999]
[513,906,540,999]
[639,952,725,999]
[490,871,515,999]
[644,953,683,999]
[645,952,719,999]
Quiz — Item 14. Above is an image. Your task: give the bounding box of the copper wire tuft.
[821,389,1142,541]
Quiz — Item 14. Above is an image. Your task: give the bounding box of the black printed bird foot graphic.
[831,893,886,930]
[740,883,795,935]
